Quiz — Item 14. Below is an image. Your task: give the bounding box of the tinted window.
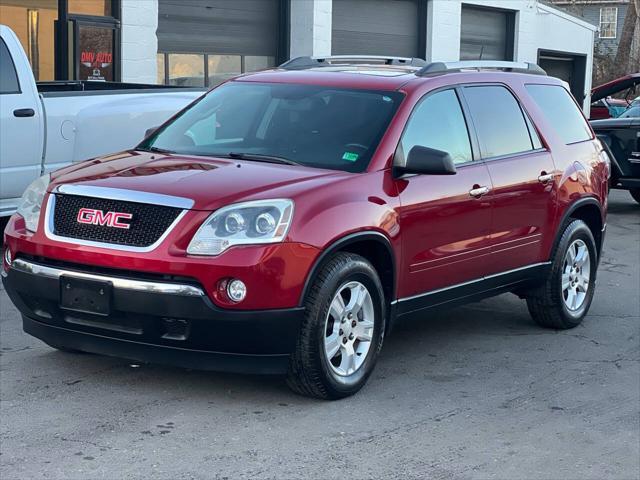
[143,82,403,173]
[0,39,20,94]
[526,84,593,144]
[399,89,473,166]
[463,86,534,158]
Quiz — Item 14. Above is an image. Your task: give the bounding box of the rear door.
[395,88,493,300]
[460,84,556,274]
[0,34,43,214]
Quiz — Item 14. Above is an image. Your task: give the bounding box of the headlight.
[16,174,50,232]
[187,199,294,255]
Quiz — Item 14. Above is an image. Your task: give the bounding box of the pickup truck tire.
[286,252,385,400]
[526,219,597,329]
[630,189,640,205]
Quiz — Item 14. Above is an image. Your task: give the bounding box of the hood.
[591,73,640,103]
[50,151,346,211]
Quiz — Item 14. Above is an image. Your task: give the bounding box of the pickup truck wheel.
[526,219,597,329]
[286,252,385,400]
[630,189,640,205]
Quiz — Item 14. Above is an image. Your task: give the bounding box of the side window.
[399,89,473,166]
[526,84,593,144]
[0,39,20,94]
[463,85,534,158]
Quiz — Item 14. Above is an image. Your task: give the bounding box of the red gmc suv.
[2,57,609,400]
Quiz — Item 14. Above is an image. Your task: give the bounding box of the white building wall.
[426,0,596,111]
[534,2,596,111]
[121,0,158,84]
[290,0,332,57]
[425,0,464,62]
[117,0,595,104]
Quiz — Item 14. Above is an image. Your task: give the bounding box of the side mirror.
[395,146,457,177]
[145,126,159,138]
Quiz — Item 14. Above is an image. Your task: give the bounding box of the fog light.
[3,248,12,267]
[227,279,247,302]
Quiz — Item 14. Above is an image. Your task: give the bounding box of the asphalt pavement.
[1,189,638,480]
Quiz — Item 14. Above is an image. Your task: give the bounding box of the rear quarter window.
[525,84,593,144]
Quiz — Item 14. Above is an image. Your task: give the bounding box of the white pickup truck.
[0,25,205,217]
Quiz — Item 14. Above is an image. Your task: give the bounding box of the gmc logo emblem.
[77,208,133,229]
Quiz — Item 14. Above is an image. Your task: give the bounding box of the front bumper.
[2,212,320,311]
[2,258,305,374]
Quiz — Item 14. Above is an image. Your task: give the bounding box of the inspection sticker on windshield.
[342,152,359,162]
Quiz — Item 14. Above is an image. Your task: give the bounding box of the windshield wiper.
[227,152,300,166]
[138,146,175,155]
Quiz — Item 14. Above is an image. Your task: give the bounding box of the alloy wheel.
[323,281,375,377]
[562,239,591,311]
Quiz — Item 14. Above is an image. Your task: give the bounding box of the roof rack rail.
[279,55,427,70]
[417,61,547,76]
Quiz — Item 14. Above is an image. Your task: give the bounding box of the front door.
[395,88,493,301]
[0,35,43,215]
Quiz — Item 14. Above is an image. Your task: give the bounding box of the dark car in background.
[590,73,640,204]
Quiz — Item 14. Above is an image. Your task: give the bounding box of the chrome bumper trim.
[10,258,205,297]
[55,184,195,209]
[390,261,552,305]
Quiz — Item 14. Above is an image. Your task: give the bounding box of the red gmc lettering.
[77,208,133,229]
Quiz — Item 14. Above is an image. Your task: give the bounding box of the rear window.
[0,39,20,94]
[526,84,593,144]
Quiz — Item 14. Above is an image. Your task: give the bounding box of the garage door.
[157,0,279,57]
[538,52,587,104]
[332,0,420,58]
[460,5,514,61]
[157,0,281,87]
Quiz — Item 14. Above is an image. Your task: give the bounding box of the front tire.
[526,219,598,329]
[286,252,385,400]
[630,188,640,205]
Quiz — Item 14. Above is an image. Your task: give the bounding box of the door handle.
[469,186,490,198]
[13,108,35,118]
[538,172,554,183]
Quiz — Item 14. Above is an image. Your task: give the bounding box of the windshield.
[139,82,404,173]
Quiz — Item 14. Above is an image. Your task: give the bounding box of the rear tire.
[526,219,598,329]
[286,252,385,400]
[630,189,640,205]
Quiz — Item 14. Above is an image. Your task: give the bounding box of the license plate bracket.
[60,276,112,316]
